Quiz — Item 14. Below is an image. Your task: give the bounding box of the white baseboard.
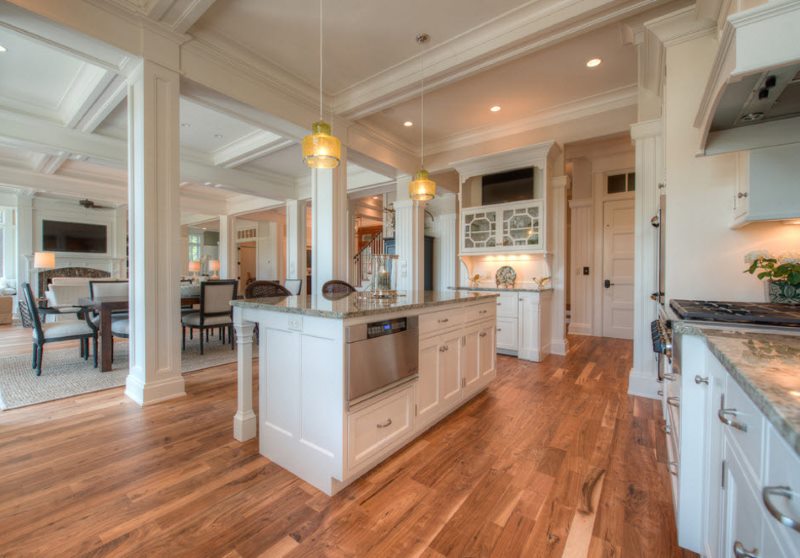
[568,323,592,336]
[125,372,186,406]
[550,338,568,356]
[627,367,660,399]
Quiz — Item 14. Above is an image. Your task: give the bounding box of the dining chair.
[21,283,97,375]
[86,280,129,362]
[245,280,291,298]
[321,280,357,295]
[284,279,303,295]
[181,280,237,355]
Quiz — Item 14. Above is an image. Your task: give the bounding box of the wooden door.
[602,199,634,339]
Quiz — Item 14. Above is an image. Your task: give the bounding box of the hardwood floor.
[0,334,694,557]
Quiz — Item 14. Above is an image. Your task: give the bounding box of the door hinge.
[721,459,726,489]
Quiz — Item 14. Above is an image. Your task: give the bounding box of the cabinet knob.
[733,541,759,558]
[737,192,749,199]
[496,328,502,332]
[694,375,709,385]
[479,332,487,338]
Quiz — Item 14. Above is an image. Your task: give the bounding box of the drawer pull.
[479,332,487,338]
[718,408,747,432]
[763,486,800,533]
[438,318,449,324]
[657,390,663,397]
[694,375,709,385]
[662,373,678,382]
[667,396,680,408]
[376,418,392,429]
[668,461,678,476]
[439,345,449,352]
[479,310,488,314]
[733,541,759,558]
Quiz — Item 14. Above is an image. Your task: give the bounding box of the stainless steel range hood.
[695,0,800,156]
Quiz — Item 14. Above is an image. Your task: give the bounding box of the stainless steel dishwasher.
[345,316,418,404]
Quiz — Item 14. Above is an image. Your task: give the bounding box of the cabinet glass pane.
[463,211,497,249]
[502,206,540,247]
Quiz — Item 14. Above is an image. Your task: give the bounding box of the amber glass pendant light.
[303,0,341,169]
[409,33,435,201]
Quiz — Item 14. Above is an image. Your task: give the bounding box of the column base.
[124,372,186,406]
[628,367,660,399]
[233,411,257,441]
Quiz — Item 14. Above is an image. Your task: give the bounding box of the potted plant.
[744,251,800,304]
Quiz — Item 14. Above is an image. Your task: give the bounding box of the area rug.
[0,335,243,410]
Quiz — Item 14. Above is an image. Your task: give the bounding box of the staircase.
[353,232,384,287]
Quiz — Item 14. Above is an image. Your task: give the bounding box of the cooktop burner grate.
[670,299,800,326]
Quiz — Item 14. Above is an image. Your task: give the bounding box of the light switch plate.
[288,316,302,331]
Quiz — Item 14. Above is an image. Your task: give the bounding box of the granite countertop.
[450,286,554,293]
[674,321,800,455]
[231,290,499,319]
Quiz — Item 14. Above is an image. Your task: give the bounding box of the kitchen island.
[231,291,498,495]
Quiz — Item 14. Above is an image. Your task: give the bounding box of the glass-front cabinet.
[461,199,544,254]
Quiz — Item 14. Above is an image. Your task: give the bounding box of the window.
[188,231,203,263]
[607,172,635,194]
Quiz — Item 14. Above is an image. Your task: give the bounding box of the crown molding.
[427,85,637,157]
[211,130,293,168]
[334,0,672,119]
[644,5,716,47]
[450,140,559,181]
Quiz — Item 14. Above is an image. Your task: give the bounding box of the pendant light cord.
[319,0,323,121]
[420,45,425,169]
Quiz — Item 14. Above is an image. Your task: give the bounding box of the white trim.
[644,5,716,48]
[627,368,660,399]
[450,141,558,181]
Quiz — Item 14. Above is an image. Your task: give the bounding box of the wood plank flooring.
[0,332,695,557]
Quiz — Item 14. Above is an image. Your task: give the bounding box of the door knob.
[604,279,614,288]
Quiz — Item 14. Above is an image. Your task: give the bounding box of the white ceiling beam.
[333,0,677,119]
[157,0,218,34]
[211,131,294,168]
[0,110,298,201]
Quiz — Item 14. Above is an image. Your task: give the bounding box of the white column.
[285,199,307,283]
[393,175,425,293]
[15,193,33,294]
[233,309,256,441]
[310,147,347,294]
[549,175,570,356]
[629,118,663,399]
[218,214,237,279]
[124,60,185,406]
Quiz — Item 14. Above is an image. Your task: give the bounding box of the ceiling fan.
[78,199,113,210]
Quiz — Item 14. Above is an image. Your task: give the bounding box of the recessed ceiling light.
[586,58,602,68]
[213,133,223,139]
[403,121,413,127]
[181,122,191,128]
[0,45,7,53]
[489,105,501,112]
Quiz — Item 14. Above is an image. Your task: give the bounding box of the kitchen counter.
[231,290,498,319]
[450,286,554,293]
[674,321,800,454]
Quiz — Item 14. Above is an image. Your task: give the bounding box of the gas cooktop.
[670,299,800,327]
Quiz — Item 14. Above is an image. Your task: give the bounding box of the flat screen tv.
[481,167,534,205]
[42,220,107,253]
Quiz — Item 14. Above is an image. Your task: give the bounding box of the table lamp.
[34,251,55,270]
[208,260,221,280]
[188,260,201,282]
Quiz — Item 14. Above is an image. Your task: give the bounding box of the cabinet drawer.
[496,293,518,318]
[347,386,414,471]
[496,317,517,350]
[419,308,463,337]
[764,425,800,553]
[722,375,764,480]
[465,302,495,323]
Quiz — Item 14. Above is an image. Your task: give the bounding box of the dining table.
[79,290,201,372]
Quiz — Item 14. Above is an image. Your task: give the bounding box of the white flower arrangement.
[744,250,771,263]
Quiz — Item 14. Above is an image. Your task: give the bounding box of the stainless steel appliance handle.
[376,418,392,429]
[718,408,747,432]
[733,541,759,558]
[667,396,680,408]
[763,486,800,532]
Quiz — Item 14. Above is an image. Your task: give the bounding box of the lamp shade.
[208,260,221,272]
[33,251,55,269]
[188,261,201,273]
[409,169,436,201]
[302,121,341,169]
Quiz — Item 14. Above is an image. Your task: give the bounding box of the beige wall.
[664,34,800,302]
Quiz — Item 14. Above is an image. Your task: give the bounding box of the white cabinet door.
[438,332,462,409]
[721,440,763,558]
[496,317,518,351]
[416,337,441,426]
[478,322,495,380]
[733,152,750,221]
[461,326,480,395]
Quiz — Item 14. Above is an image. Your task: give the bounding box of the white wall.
[664,34,800,302]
